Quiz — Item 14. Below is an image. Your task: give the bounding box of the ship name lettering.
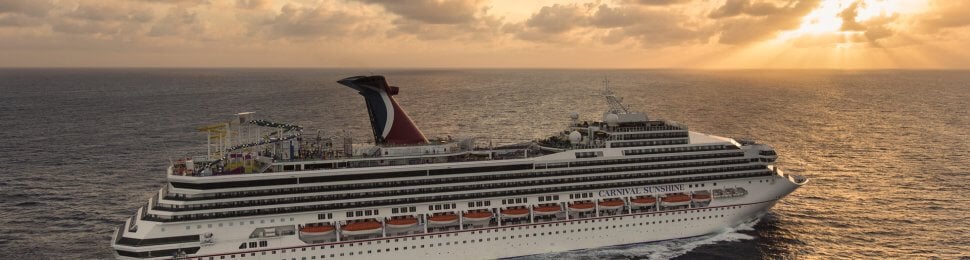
[597,184,685,198]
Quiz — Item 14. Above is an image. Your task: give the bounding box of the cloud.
[50,1,154,36]
[916,1,970,33]
[839,1,864,31]
[595,4,711,47]
[836,2,897,47]
[0,0,52,27]
[590,4,637,28]
[236,0,271,10]
[0,0,52,16]
[712,0,821,44]
[354,0,505,42]
[524,4,587,34]
[257,3,370,40]
[357,0,483,25]
[708,0,745,18]
[66,1,152,22]
[148,7,205,37]
[508,3,711,48]
[624,0,691,5]
[135,0,211,6]
[0,14,42,27]
[1,0,969,68]
[708,0,790,18]
[388,14,503,41]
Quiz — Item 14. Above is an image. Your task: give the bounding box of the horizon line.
[2,66,969,71]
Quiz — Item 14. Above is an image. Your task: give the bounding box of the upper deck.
[168,124,743,181]
[167,75,744,179]
[169,136,549,178]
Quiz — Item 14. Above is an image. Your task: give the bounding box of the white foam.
[521,218,761,260]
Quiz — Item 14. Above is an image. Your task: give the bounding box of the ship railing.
[604,134,690,141]
[141,170,777,222]
[161,153,753,202]
[149,167,771,213]
[193,149,528,176]
[114,224,124,244]
[569,144,606,150]
[535,141,605,150]
[151,190,159,208]
[143,191,157,220]
[608,125,685,132]
[376,139,460,148]
[128,212,138,233]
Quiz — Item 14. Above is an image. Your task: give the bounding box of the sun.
[775,0,929,42]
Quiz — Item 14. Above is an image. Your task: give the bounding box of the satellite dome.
[568,131,582,144]
[605,113,620,126]
[569,112,580,120]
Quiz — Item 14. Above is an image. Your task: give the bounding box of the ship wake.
[518,219,761,260]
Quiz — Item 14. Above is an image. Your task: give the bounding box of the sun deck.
[169,140,548,178]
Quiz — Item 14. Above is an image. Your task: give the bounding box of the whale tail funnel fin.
[337,76,428,145]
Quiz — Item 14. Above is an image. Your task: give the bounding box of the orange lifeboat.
[598,199,625,210]
[533,205,561,215]
[342,221,382,236]
[662,194,691,207]
[568,202,595,212]
[631,196,657,207]
[692,193,712,202]
[386,217,418,229]
[428,214,459,225]
[463,211,493,222]
[300,225,335,237]
[501,208,529,218]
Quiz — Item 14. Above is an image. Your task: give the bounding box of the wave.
[519,219,761,260]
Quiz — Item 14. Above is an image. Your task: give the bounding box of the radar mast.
[597,78,630,115]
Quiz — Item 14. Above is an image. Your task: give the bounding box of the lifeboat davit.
[428,214,459,225]
[463,211,493,222]
[386,217,418,229]
[300,225,335,237]
[692,193,712,202]
[631,197,657,207]
[533,205,561,216]
[598,199,625,210]
[501,208,529,218]
[341,221,382,236]
[662,194,691,207]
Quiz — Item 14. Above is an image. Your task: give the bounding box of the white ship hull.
[114,175,803,260]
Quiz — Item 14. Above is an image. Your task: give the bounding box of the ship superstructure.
[111,76,807,259]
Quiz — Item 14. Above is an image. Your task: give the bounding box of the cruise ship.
[111,75,808,259]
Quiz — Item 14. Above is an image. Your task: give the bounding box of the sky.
[1,0,969,69]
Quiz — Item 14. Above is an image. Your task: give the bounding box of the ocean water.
[0,69,967,259]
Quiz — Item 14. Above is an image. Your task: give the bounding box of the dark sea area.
[0,69,967,259]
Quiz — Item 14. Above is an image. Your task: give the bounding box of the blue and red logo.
[338,76,428,145]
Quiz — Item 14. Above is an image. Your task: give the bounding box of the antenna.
[595,77,630,114]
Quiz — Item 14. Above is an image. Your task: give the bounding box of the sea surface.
[0,69,967,259]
